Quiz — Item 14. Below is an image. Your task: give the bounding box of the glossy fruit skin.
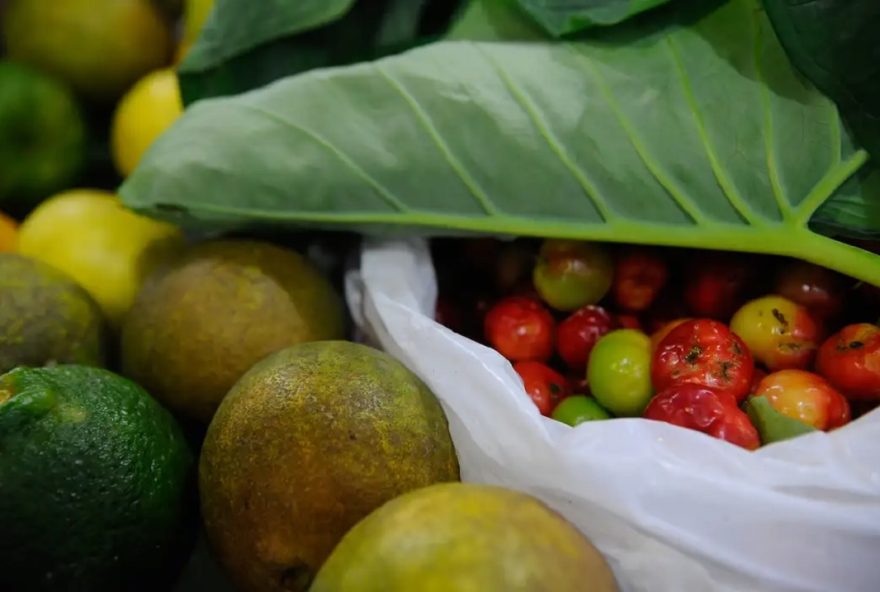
[774,260,845,323]
[652,319,754,403]
[643,384,760,450]
[533,240,614,312]
[684,252,754,320]
[513,361,570,416]
[587,329,653,416]
[612,248,668,312]
[650,318,692,351]
[753,369,850,430]
[816,323,880,402]
[556,305,615,371]
[484,296,555,362]
[551,395,610,426]
[750,367,768,395]
[729,295,820,371]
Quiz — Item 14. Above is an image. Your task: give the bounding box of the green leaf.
[178,0,368,104]
[122,0,880,285]
[448,0,547,40]
[744,396,816,445]
[515,0,671,36]
[178,0,467,104]
[762,0,880,158]
[182,0,355,74]
[811,165,880,239]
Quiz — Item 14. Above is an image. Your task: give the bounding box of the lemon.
[3,0,174,103]
[183,0,216,47]
[112,69,183,178]
[17,190,184,325]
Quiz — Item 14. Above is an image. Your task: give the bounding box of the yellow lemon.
[112,69,183,178]
[17,189,184,325]
[183,0,215,47]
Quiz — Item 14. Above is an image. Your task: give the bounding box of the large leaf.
[179,0,466,104]
[515,0,671,36]
[762,0,880,158]
[182,0,354,74]
[123,0,880,285]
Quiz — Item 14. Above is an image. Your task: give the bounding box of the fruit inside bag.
[346,237,880,592]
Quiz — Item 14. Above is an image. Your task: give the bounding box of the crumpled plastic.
[346,237,880,592]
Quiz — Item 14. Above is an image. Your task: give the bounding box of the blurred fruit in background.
[2,0,173,103]
[17,189,184,325]
[0,60,87,213]
[0,212,18,252]
[0,253,107,373]
[150,0,183,21]
[112,68,183,177]
[178,0,215,60]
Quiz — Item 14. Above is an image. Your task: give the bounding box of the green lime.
[0,365,194,591]
[0,60,86,212]
[587,329,654,416]
[552,395,611,426]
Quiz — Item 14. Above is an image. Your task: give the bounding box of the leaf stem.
[795,149,869,224]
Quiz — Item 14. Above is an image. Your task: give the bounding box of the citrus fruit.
[3,0,173,102]
[112,68,183,177]
[0,253,107,373]
[200,341,459,592]
[17,189,184,325]
[311,482,619,592]
[0,60,86,212]
[121,240,345,422]
[0,212,18,252]
[183,0,216,47]
[0,365,194,591]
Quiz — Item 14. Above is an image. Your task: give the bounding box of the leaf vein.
[752,11,792,220]
[373,62,498,216]
[474,44,613,223]
[572,46,708,226]
[239,102,410,213]
[665,36,764,227]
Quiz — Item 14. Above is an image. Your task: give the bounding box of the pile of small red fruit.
[432,238,880,450]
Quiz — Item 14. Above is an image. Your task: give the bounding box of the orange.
[0,212,18,252]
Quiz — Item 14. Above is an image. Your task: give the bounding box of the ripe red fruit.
[612,248,669,312]
[615,314,643,332]
[513,361,570,416]
[774,260,846,323]
[643,384,760,450]
[652,319,755,402]
[816,323,880,402]
[684,252,754,320]
[556,305,615,371]
[754,369,851,430]
[484,297,555,362]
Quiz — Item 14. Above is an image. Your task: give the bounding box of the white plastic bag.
[346,237,880,592]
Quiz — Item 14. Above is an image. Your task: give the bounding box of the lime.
[112,68,183,177]
[0,253,107,373]
[552,395,611,426]
[0,365,194,591]
[587,329,654,416]
[0,60,86,212]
